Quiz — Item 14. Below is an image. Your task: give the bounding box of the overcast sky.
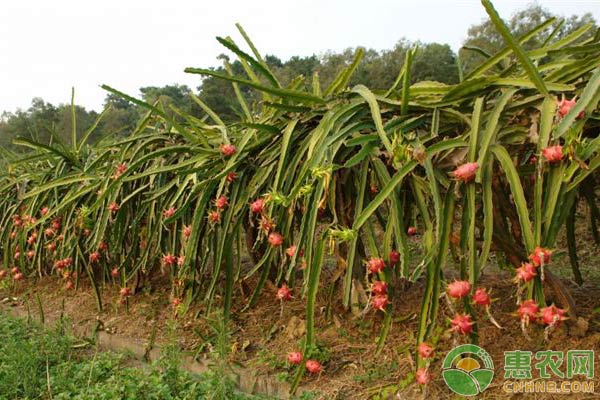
[1,0,598,114]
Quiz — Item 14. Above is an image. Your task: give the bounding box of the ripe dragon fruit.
[415,368,432,385]
[250,198,264,214]
[472,288,491,307]
[372,281,388,296]
[109,202,120,213]
[260,217,273,232]
[529,246,551,267]
[220,143,236,157]
[518,300,539,324]
[367,257,386,274]
[215,195,228,209]
[540,304,566,327]
[418,342,434,359]
[89,252,101,263]
[285,245,297,258]
[542,145,563,163]
[208,210,221,224]
[287,351,303,365]
[268,232,284,247]
[373,294,390,311]
[113,163,127,179]
[450,313,474,335]
[305,360,322,374]
[277,284,292,301]
[163,254,177,266]
[447,280,471,299]
[452,162,479,183]
[515,262,537,283]
[226,172,237,183]
[389,250,400,265]
[163,207,177,218]
[556,95,584,119]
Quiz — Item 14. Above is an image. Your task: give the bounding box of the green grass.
[352,360,399,384]
[0,313,275,400]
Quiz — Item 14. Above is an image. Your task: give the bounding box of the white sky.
[1,0,598,114]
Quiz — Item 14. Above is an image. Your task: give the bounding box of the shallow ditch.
[0,299,298,399]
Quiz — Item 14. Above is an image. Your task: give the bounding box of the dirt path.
[2,265,599,399]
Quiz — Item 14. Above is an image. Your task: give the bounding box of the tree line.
[0,4,595,151]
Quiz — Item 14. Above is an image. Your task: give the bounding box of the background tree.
[412,43,459,84]
[0,98,59,149]
[100,93,139,137]
[139,84,194,113]
[54,104,99,145]
[197,39,459,121]
[0,3,596,144]
[460,4,597,74]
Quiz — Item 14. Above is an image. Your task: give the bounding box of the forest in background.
[0,4,595,150]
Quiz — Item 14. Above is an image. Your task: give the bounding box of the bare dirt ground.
[1,213,599,399]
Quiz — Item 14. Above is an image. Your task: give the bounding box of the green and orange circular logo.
[442,344,494,396]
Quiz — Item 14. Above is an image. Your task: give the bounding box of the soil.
[1,217,600,399]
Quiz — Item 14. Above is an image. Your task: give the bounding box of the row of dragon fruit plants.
[1,0,599,390]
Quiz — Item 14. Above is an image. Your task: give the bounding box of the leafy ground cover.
[0,312,295,400]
